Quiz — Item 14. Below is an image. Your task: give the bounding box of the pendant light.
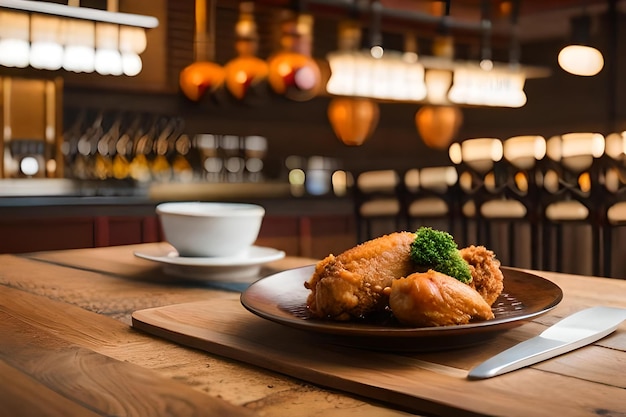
[416,0,462,149]
[328,96,379,146]
[179,0,225,101]
[0,11,30,68]
[558,13,604,76]
[327,19,379,146]
[223,2,269,102]
[415,105,463,150]
[29,14,64,70]
[267,8,322,102]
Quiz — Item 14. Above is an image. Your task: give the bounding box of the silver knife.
[468,306,626,379]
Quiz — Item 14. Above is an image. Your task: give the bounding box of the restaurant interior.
[1,0,626,279]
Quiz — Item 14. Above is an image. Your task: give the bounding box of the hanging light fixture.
[179,0,225,101]
[223,1,269,102]
[267,9,322,102]
[328,97,379,147]
[326,19,379,146]
[415,0,462,150]
[415,105,463,150]
[29,14,64,70]
[119,26,147,77]
[63,18,95,73]
[0,0,157,75]
[94,22,122,75]
[326,2,426,103]
[0,10,30,68]
[558,13,604,76]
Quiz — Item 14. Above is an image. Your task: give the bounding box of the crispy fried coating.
[304,231,417,321]
[389,270,495,327]
[459,245,504,306]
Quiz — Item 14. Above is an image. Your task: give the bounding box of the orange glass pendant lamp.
[328,97,380,146]
[223,2,268,101]
[415,105,463,150]
[179,0,224,101]
[180,62,225,101]
[267,12,321,102]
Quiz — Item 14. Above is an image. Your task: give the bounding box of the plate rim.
[240,265,564,338]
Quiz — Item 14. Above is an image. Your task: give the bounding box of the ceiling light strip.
[0,0,158,28]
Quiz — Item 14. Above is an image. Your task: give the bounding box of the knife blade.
[467,306,626,380]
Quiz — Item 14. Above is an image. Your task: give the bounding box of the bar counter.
[1,242,625,417]
[0,179,356,258]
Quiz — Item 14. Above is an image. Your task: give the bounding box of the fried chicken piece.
[459,245,504,306]
[304,231,417,321]
[389,270,495,327]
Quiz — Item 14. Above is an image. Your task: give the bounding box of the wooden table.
[1,242,625,417]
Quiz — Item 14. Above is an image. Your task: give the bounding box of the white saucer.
[134,246,286,283]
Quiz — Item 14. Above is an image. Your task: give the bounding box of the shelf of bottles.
[61,111,269,185]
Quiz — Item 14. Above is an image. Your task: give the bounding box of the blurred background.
[1,0,626,278]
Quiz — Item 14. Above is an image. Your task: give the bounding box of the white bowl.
[156,202,265,258]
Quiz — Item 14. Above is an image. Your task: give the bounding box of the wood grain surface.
[0,244,419,417]
[132,297,626,417]
[3,243,625,417]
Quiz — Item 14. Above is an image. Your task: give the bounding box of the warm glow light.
[94,22,122,75]
[460,138,503,172]
[179,61,226,101]
[224,1,269,100]
[119,26,147,54]
[20,156,39,176]
[604,132,626,159]
[503,135,546,169]
[119,26,147,76]
[420,166,458,189]
[29,15,63,70]
[448,67,527,107]
[558,44,604,76]
[561,132,605,158]
[415,105,463,149]
[0,11,30,68]
[327,97,379,146]
[326,50,426,102]
[267,51,321,101]
[449,142,462,164]
[424,69,452,104]
[0,5,153,76]
[224,56,269,100]
[370,45,384,59]
[121,53,142,76]
[63,18,95,72]
[546,132,605,172]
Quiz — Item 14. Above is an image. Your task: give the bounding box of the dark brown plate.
[240,265,563,351]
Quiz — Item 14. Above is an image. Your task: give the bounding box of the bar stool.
[450,138,501,251]
[500,135,546,269]
[403,166,459,237]
[541,133,605,276]
[353,169,402,242]
[599,132,626,277]
[451,137,541,268]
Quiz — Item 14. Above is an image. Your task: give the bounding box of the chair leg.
[603,226,612,278]
[531,221,540,270]
[508,222,516,267]
[555,224,563,273]
[542,222,552,271]
[592,223,601,277]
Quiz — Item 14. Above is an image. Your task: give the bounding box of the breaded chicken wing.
[389,270,495,327]
[459,245,504,306]
[304,231,416,321]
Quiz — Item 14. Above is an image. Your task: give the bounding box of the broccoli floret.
[410,227,472,284]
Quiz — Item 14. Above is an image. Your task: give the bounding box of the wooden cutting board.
[132,298,625,417]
